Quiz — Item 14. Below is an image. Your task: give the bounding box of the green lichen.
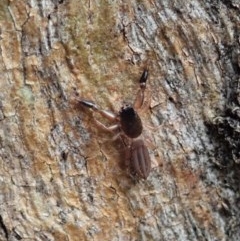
[63,1,123,85]
[0,0,11,21]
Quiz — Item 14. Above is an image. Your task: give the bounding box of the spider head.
[119,104,136,122]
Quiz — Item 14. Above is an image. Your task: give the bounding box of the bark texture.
[0,0,240,240]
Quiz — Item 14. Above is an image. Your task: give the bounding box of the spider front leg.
[79,100,119,132]
[133,69,150,111]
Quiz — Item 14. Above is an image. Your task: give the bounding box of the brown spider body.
[79,69,151,179]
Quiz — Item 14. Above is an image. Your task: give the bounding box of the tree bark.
[0,0,239,240]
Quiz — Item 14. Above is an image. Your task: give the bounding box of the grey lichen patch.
[17,85,35,105]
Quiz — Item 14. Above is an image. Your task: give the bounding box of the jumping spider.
[79,69,151,179]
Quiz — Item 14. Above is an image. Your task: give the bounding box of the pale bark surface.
[0,0,239,240]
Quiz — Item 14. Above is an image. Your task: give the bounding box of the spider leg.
[133,69,151,111]
[94,120,119,132]
[79,99,119,132]
[79,99,118,121]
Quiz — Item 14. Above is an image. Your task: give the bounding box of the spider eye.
[120,106,135,119]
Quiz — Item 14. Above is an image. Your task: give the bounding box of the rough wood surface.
[0,0,239,240]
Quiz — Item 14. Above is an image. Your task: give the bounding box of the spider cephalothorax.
[119,105,143,139]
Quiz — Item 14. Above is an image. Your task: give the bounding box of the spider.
[79,69,151,179]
